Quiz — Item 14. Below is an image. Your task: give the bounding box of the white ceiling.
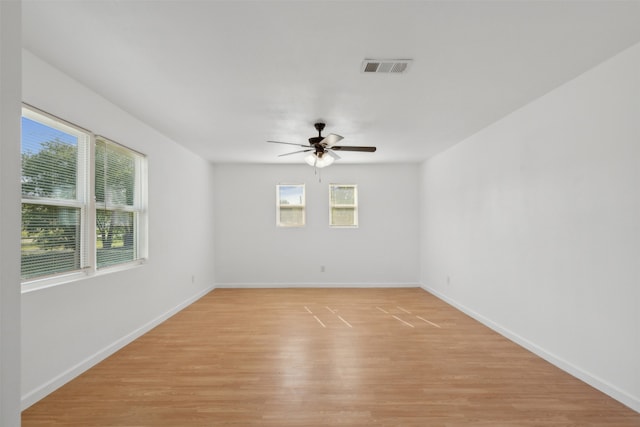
[22,1,640,164]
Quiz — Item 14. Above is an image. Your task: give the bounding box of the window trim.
[329,184,358,228]
[20,104,147,291]
[276,184,305,228]
[21,259,146,293]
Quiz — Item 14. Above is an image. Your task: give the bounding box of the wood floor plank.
[22,288,640,426]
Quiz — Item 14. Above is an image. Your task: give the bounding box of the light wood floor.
[22,288,640,426]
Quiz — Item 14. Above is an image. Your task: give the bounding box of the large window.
[95,137,146,268]
[276,184,305,227]
[329,184,358,227]
[20,105,147,285]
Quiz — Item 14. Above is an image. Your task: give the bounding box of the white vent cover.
[362,59,413,73]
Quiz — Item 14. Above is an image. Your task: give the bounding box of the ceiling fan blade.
[320,133,343,147]
[267,140,311,148]
[331,145,377,152]
[278,149,313,157]
[326,149,341,160]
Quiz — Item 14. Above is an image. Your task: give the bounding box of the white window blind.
[95,136,146,268]
[21,109,90,279]
[329,184,358,227]
[277,184,305,227]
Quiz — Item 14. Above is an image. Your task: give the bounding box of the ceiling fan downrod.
[309,122,326,146]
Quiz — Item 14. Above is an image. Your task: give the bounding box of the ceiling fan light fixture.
[269,122,375,168]
[305,152,334,168]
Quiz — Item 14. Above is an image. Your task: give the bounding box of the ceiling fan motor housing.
[310,122,327,151]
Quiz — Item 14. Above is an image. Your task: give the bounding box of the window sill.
[21,259,147,294]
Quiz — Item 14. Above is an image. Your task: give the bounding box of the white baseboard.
[420,284,640,414]
[215,282,420,289]
[21,284,216,410]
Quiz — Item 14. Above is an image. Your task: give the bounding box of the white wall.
[20,51,216,409]
[214,163,419,287]
[419,42,640,411]
[0,2,22,425]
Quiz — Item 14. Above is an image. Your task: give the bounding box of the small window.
[277,184,305,227]
[329,184,358,227]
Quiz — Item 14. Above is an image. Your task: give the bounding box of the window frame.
[20,104,147,292]
[329,184,358,228]
[276,184,306,228]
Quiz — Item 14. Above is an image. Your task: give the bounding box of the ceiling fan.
[267,122,376,168]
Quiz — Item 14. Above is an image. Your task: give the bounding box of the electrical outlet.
[447,276,450,285]
[191,275,196,284]
[320,265,326,273]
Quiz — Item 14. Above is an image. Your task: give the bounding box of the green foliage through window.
[21,205,81,279]
[20,106,146,283]
[95,137,140,268]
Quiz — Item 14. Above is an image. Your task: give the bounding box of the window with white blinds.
[329,184,358,227]
[20,105,147,285]
[21,108,90,280]
[95,137,145,268]
[276,184,305,227]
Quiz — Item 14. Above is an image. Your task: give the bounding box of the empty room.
[1,1,639,425]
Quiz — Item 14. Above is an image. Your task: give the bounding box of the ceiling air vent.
[362,59,413,74]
